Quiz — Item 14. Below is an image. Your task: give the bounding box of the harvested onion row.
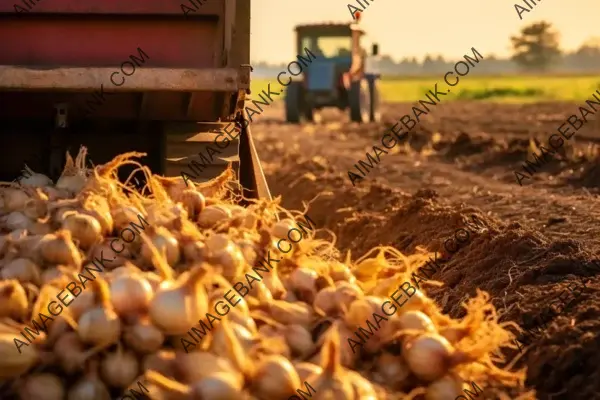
[0,149,530,399]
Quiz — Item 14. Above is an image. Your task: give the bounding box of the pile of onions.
[0,150,530,400]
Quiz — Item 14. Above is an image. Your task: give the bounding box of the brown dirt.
[252,101,600,400]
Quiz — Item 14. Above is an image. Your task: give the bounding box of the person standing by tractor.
[342,13,366,90]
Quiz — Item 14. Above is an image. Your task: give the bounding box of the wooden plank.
[165,160,239,182]
[165,140,239,160]
[0,66,249,92]
[164,122,232,135]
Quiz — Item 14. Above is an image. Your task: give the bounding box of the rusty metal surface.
[0,66,249,92]
[0,0,222,14]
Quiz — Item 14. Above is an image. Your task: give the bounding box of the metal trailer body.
[0,0,270,199]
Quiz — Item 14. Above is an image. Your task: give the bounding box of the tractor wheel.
[349,79,371,123]
[285,82,302,123]
[304,105,314,123]
[368,79,381,123]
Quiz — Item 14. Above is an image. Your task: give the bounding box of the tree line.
[253,21,600,76]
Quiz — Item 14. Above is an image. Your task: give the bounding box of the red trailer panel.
[0,0,222,15]
[0,18,217,68]
[0,0,248,121]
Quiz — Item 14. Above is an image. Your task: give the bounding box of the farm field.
[251,74,600,103]
[251,98,600,400]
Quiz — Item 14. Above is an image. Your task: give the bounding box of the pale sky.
[251,0,600,63]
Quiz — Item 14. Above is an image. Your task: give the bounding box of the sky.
[251,0,600,63]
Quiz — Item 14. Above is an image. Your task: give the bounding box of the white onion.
[3,211,33,231]
[404,333,455,381]
[148,267,208,335]
[110,273,154,317]
[56,174,87,194]
[425,374,464,400]
[20,171,53,187]
[397,311,436,333]
[198,205,231,228]
[1,188,30,212]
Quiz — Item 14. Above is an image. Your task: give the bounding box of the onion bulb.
[174,352,239,384]
[313,286,338,316]
[149,266,209,335]
[0,280,29,320]
[1,188,30,213]
[265,299,314,327]
[53,332,87,374]
[124,317,164,354]
[1,257,41,285]
[77,277,121,347]
[210,321,256,361]
[294,362,322,382]
[191,373,242,400]
[23,193,49,219]
[100,346,139,388]
[67,362,111,400]
[141,226,181,266]
[425,374,464,400]
[270,219,295,240]
[178,189,206,219]
[0,332,39,379]
[2,211,33,231]
[38,230,82,268]
[111,205,143,231]
[197,205,231,228]
[19,373,65,400]
[334,281,363,307]
[398,311,436,334]
[404,333,455,381]
[210,241,246,281]
[251,355,301,399]
[289,267,318,296]
[56,174,87,195]
[146,370,241,400]
[62,212,103,249]
[344,296,382,329]
[19,166,53,187]
[143,350,176,378]
[329,261,355,283]
[347,370,378,398]
[306,328,355,399]
[109,272,154,317]
[374,353,411,390]
[284,324,314,358]
[82,195,114,235]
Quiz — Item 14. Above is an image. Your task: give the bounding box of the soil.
[252,101,600,400]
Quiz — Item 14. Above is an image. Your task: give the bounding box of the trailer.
[0,0,270,199]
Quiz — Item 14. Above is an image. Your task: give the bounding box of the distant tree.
[379,55,396,67]
[422,54,436,73]
[575,37,600,58]
[510,21,561,71]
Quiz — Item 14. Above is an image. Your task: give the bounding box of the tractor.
[284,16,381,124]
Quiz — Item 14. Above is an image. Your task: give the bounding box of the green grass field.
[250,75,600,104]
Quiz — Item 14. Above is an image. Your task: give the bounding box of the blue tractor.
[285,19,381,124]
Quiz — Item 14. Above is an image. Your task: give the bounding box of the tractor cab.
[285,19,380,124]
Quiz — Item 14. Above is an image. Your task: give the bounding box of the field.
[251,74,600,103]
[250,91,600,399]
